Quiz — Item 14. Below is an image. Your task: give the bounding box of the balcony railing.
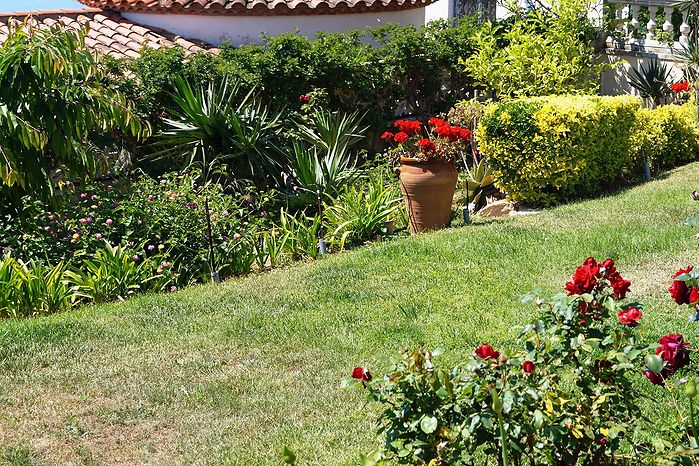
[606,0,691,50]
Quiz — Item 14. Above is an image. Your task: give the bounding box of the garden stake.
[204,195,220,283]
[317,188,327,256]
[463,188,471,225]
[642,149,651,181]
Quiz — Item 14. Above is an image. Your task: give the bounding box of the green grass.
[2,164,699,464]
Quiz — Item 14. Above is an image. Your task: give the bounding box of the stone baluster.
[614,2,626,36]
[629,4,640,35]
[663,5,674,37]
[680,9,691,46]
[647,6,658,41]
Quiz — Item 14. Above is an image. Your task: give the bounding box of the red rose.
[669,266,693,305]
[299,94,311,103]
[522,360,534,373]
[600,258,616,275]
[617,306,642,327]
[644,369,665,385]
[351,367,372,382]
[475,343,500,360]
[657,333,691,372]
[393,132,409,144]
[609,271,631,299]
[380,131,394,141]
[691,287,699,304]
[565,257,600,295]
[417,138,436,154]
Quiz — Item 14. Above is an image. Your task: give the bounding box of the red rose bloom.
[644,369,665,385]
[691,287,699,304]
[352,367,372,382]
[418,138,436,154]
[671,80,690,93]
[475,343,500,360]
[609,271,631,299]
[565,257,600,295]
[617,306,642,327]
[669,266,693,305]
[393,132,409,144]
[380,131,394,141]
[522,360,534,373]
[657,333,691,372]
[600,258,616,275]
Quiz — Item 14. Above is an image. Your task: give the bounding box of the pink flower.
[132,255,140,263]
[105,219,113,226]
[147,195,154,201]
[95,233,103,240]
[170,286,178,292]
[147,245,155,251]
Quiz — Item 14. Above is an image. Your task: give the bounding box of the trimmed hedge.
[478,96,640,206]
[629,102,699,173]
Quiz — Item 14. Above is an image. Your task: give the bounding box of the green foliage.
[0,258,74,318]
[0,22,145,204]
[478,95,641,206]
[65,243,172,304]
[278,209,323,261]
[324,173,400,250]
[464,0,603,98]
[629,102,699,172]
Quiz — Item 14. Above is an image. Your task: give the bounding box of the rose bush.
[346,258,699,465]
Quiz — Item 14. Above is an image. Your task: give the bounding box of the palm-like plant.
[154,75,284,281]
[626,60,673,108]
[0,21,145,206]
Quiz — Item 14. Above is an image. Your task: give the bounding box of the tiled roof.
[0,8,213,59]
[78,0,437,16]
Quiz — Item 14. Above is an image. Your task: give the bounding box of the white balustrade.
[607,0,692,50]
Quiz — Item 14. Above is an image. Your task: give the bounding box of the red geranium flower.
[522,360,534,373]
[669,266,693,305]
[393,132,409,144]
[617,306,642,327]
[393,120,422,135]
[475,344,500,360]
[428,117,448,128]
[299,94,311,103]
[351,367,372,382]
[380,131,394,141]
[417,138,436,154]
[671,80,691,93]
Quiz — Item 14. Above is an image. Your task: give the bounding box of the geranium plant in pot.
[382,118,471,233]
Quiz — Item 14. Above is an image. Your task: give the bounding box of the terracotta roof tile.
[0,8,215,59]
[78,0,436,15]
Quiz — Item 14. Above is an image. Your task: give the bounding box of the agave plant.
[461,159,498,211]
[627,60,673,107]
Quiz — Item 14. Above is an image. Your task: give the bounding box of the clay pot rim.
[399,157,454,166]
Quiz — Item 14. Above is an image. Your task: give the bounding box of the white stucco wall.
[123,8,439,47]
[424,0,453,23]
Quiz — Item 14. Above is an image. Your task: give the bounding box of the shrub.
[629,102,699,172]
[347,258,689,465]
[477,95,641,206]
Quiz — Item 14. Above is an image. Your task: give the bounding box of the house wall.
[123,7,439,47]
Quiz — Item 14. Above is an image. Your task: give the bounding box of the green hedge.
[629,102,699,172]
[478,96,640,206]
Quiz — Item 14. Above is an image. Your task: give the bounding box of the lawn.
[1,164,699,465]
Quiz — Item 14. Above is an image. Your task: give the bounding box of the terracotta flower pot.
[398,157,457,233]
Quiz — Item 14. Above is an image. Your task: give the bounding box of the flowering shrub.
[382,118,471,165]
[346,258,699,465]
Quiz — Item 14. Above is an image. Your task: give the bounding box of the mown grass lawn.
[2,164,699,465]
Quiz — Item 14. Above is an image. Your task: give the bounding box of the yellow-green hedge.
[629,102,699,173]
[477,95,641,206]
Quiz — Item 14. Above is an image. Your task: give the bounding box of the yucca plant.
[65,243,161,303]
[287,109,368,203]
[627,59,673,107]
[460,158,497,210]
[324,176,401,250]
